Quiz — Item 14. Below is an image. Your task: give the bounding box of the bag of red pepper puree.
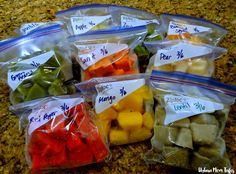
[76,73,154,146]
[10,95,110,172]
[144,70,236,172]
[67,26,147,81]
[160,13,227,45]
[0,25,74,105]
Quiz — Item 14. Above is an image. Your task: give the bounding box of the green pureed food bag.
[144,70,236,172]
[0,25,74,104]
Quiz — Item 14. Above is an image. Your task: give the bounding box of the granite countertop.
[0,0,235,173]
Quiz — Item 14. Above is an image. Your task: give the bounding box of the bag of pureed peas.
[76,74,154,146]
[144,70,236,172]
[10,95,110,172]
[0,25,74,105]
[66,26,147,81]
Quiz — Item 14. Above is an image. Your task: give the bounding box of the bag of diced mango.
[144,70,236,171]
[144,40,227,77]
[159,13,227,45]
[67,26,147,81]
[76,74,154,145]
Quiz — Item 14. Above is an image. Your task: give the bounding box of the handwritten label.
[154,42,212,66]
[20,21,63,35]
[7,50,55,90]
[95,79,145,114]
[28,98,83,135]
[121,15,159,28]
[75,43,128,70]
[167,21,211,35]
[163,95,224,125]
[70,15,111,35]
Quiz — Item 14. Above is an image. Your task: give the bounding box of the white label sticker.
[75,43,128,70]
[154,42,212,66]
[167,21,212,35]
[163,95,224,125]
[95,79,145,114]
[20,22,46,35]
[28,98,83,135]
[70,15,111,35]
[121,15,159,28]
[7,50,55,90]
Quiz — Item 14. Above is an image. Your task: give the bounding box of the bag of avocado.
[0,25,74,104]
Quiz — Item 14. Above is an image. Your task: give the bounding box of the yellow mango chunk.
[109,129,129,145]
[117,111,143,131]
[134,85,153,100]
[143,112,154,129]
[112,102,124,112]
[97,107,118,120]
[118,93,144,113]
[129,128,152,142]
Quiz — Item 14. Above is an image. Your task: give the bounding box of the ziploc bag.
[160,13,227,45]
[67,27,147,81]
[144,70,236,171]
[145,40,227,76]
[0,25,73,104]
[10,95,110,171]
[15,21,64,35]
[76,74,154,146]
[56,4,116,35]
[110,5,159,28]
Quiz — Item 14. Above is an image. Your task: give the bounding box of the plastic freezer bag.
[67,27,147,81]
[15,21,64,35]
[110,5,159,28]
[56,4,116,36]
[10,95,110,171]
[0,25,73,104]
[145,40,227,77]
[144,70,236,171]
[76,74,154,146]
[160,13,227,45]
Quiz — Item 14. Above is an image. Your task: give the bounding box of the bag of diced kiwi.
[15,21,64,35]
[144,40,227,77]
[10,95,110,172]
[159,13,227,45]
[56,4,117,36]
[66,26,147,81]
[0,25,74,105]
[76,74,154,146]
[144,70,236,171]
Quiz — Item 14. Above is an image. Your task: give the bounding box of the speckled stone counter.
[0,0,235,173]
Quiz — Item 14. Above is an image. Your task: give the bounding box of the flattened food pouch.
[144,70,236,172]
[0,25,74,104]
[76,74,154,145]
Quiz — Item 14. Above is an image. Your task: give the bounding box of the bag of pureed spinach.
[160,13,227,45]
[56,4,117,36]
[0,25,74,104]
[144,70,236,172]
